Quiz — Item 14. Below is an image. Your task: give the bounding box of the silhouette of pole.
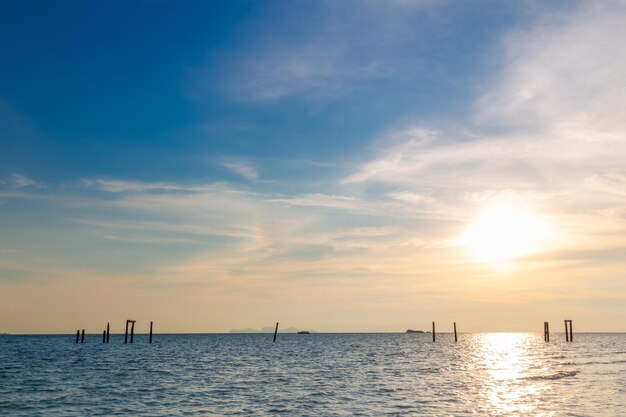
[106,322,110,343]
[75,330,80,344]
[453,322,457,342]
[432,322,436,342]
[564,320,569,342]
[124,321,129,344]
[81,329,85,344]
[565,320,574,342]
[102,330,106,343]
[273,322,279,343]
[130,321,135,343]
[544,322,550,342]
[149,321,153,344]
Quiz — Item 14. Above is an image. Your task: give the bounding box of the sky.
[1,0,626,334]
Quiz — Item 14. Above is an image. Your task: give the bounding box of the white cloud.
[585,171,626,197]
[220,159,259,181]
[476,1,626,134]
[272,194,357,209]
[82,179,205,193]
[191,0,444,102]
[0,173,42,189]
[340,1,626,264]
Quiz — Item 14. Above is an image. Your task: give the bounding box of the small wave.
[522,370,579,381]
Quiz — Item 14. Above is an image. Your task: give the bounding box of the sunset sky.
[1,0,626,334]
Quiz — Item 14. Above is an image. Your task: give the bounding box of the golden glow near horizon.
[459,206,550,265]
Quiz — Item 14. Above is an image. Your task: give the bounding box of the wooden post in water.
[76,330,80,344]
[102,330,106,343]
[273,322,279,343]
[432,322,436,342]
[130,321,135,344]
[106,322,110,343]
[453,322,457,342]
[544,322,550,342]
[124,320,129,344]
[149,321,153,344]
[81,329,85,344]
[564,320,573,342]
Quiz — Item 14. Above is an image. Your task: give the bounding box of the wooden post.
[81,329,85,344]
[130,321,135,344]
[432,322,435,342]
[124,320,129,344]
[106,322,110,343]
[273,322,279,343]
[453,322,457,342]
[565,320,573,342]
[544,322,550,342]
[76,330,80,344]
[102,330,106,343]
[149,321,153,344]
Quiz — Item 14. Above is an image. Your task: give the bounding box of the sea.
[1,333,625,416]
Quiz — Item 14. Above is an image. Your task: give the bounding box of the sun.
[459,206,549,264]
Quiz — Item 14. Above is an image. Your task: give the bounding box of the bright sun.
[459,206,549,264]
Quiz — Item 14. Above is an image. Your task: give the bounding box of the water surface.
[1,333,625,416]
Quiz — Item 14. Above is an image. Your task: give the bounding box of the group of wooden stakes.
[75,320,153,344]
[74,320,575,344]
[430,320,574,342]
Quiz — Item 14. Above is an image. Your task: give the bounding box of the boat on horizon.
[297,331,311,334]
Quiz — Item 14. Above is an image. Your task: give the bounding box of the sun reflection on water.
[471,333,554,416]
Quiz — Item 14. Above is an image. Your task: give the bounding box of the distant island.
[229,326,304,333]
[405,329,425,333]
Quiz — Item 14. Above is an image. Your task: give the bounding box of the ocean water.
[1,333,625,416]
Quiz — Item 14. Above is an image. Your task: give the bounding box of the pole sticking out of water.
[273,322,279,343]
[149,321,153,344]
[564,320,572,342]
[81,329,85,344]
[76,330,80,344]
[130,321,135,344]
[454,322,458,342]
[106,323,110,343]
[564,320,573,342]
[102,330,106,343]
[432,322,436,342]
[125,321,129,344]
[544,322,550,342]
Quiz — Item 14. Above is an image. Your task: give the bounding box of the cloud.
[220,159,259,181]
[272,194,357,209]
[584,171,626,197]
[0,173,42,189]
[476,1,626,133]
[190,0,444,102]
[340,1,626,264]
[82,178,206,193]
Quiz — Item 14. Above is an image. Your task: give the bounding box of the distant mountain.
[405,329,425,333]
[229,326,303,333]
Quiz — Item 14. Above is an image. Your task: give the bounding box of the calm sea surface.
[1,333,625,416]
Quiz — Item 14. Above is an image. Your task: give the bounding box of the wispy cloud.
[0,173,42,189]
[190,0,444,102]
[219,159,259,181]
[81,178,202,193]
[340,0,626,267]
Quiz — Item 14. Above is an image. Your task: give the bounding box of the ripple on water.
[1,333,626,416]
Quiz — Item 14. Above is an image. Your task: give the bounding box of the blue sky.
[2,0,626,333]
